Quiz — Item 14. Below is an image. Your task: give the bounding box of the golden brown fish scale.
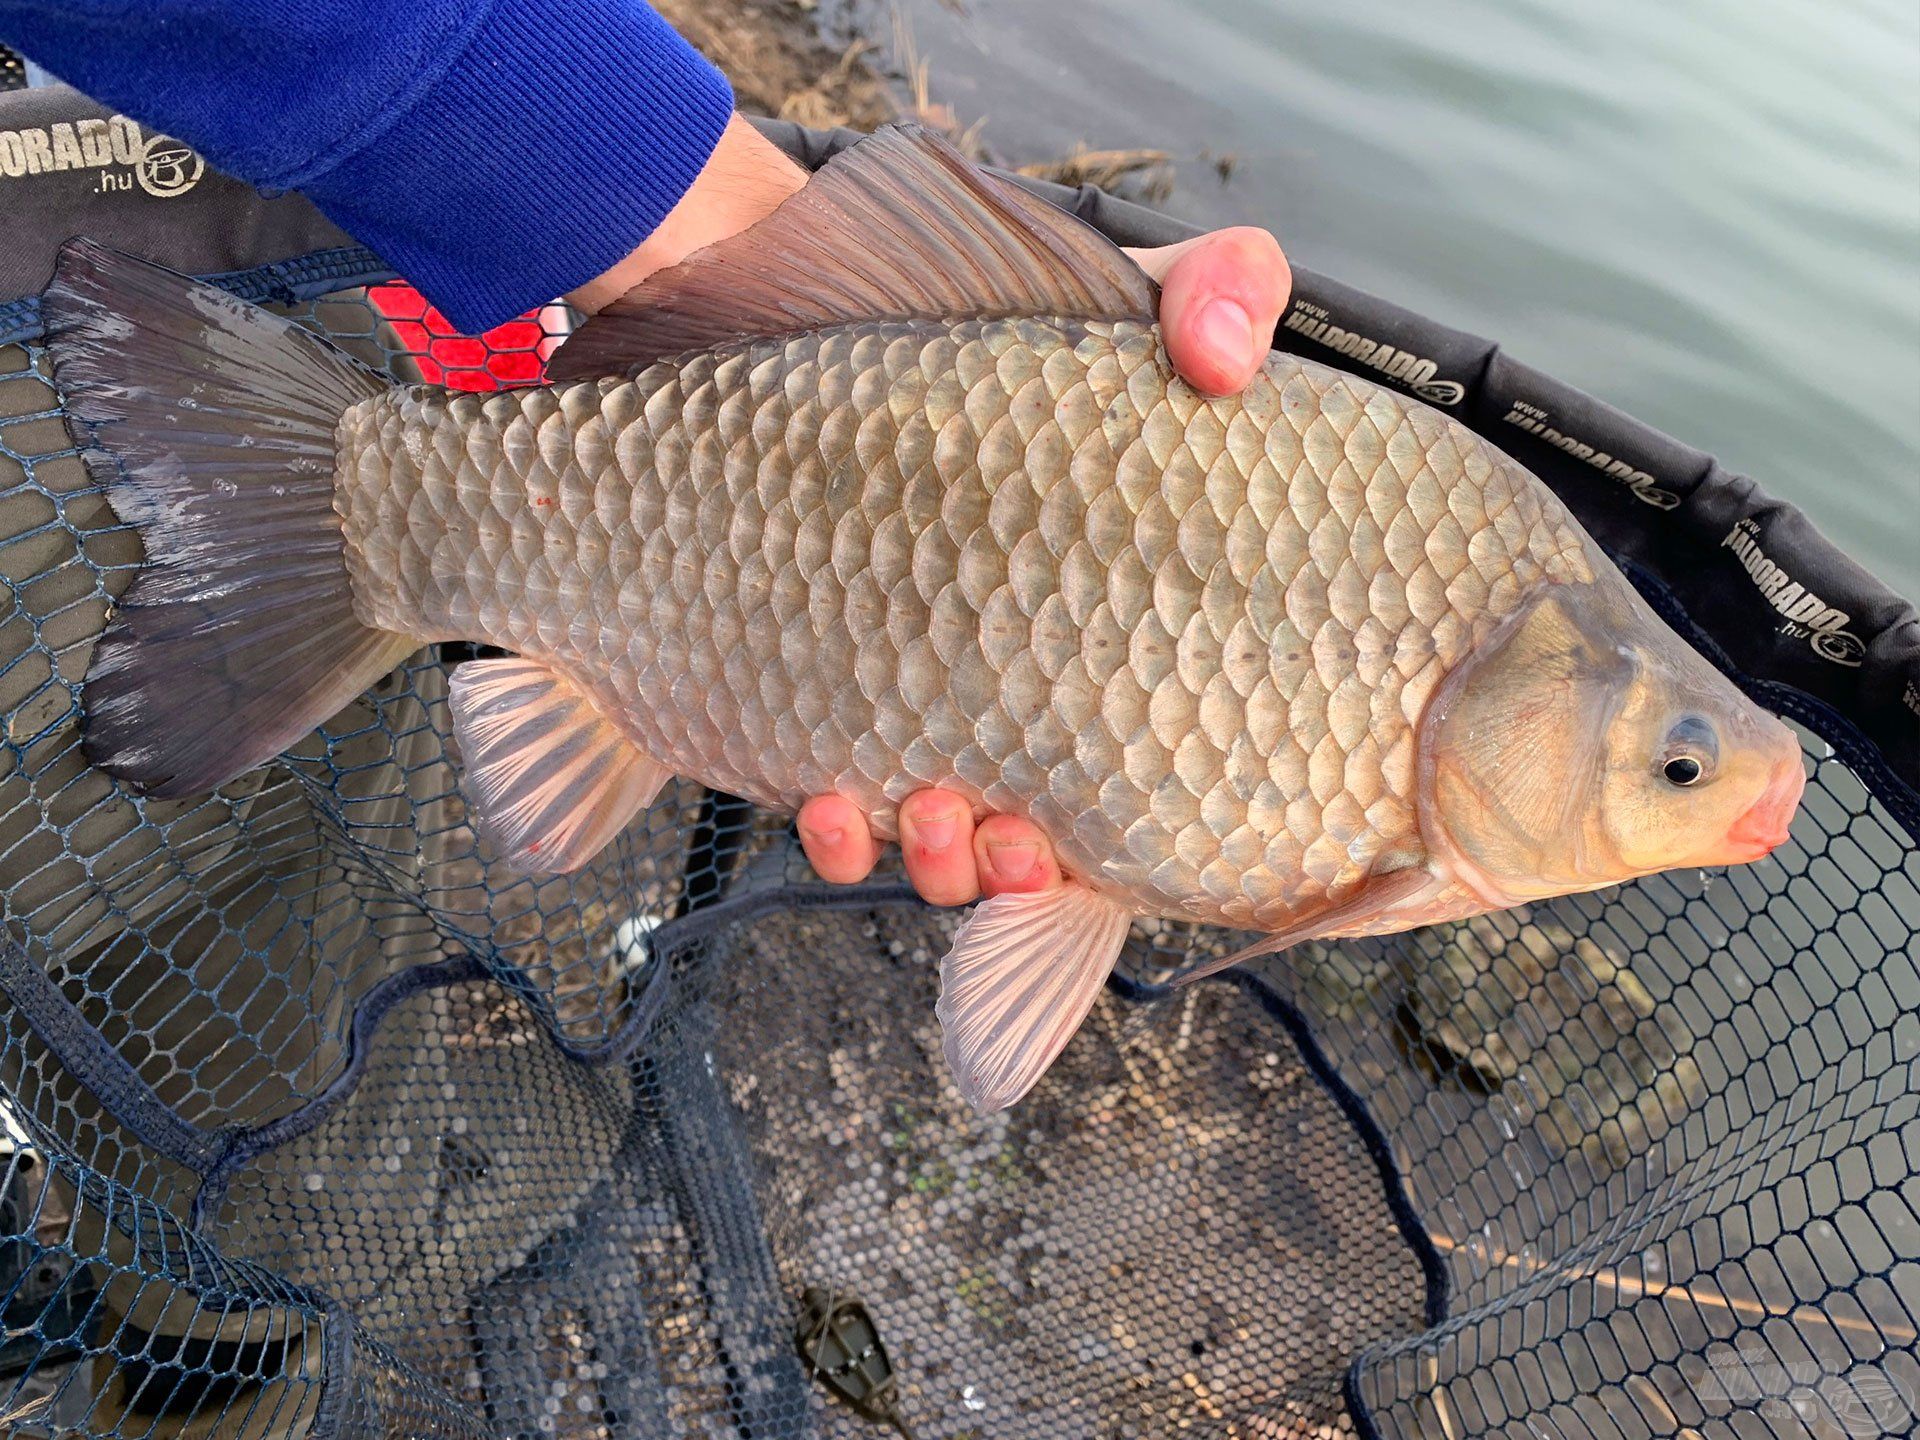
[334,317,1593,931]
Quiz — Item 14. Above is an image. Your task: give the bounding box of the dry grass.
[0,1394,51,1428]
[652,0,895,131]
[656,0,1181,200]
[887,6,987,156]
[1017,143,1175,203]
[777,38,882,130]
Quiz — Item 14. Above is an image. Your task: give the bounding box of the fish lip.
[1719,759,1805,862]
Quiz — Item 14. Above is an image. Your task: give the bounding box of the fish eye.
[1663,756,1703,786]
[1657,716,1718,788]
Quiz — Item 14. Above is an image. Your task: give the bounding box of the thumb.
[1128,227,1291,396]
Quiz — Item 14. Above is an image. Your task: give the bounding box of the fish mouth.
[1716,757,1806,864]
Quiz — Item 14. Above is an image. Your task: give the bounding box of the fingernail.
[912,814,957,850]
[1194,296,1255,375]
[804,826,844,848]
[987,841,1039,881]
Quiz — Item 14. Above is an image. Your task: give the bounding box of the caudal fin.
[42,239,415,798]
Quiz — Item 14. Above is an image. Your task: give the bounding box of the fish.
[41,124,1805,1115]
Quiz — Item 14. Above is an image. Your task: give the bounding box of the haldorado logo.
[1723,518,1865,666]
[0,114,203,198]
[1282,301,1466,406]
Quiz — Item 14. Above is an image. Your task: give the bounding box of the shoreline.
[655,0,897,133]
[657,0,1176,199]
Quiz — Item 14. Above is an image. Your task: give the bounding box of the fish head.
[1418,574,1804,906]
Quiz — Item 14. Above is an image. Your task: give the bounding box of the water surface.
[833,0,1920,596]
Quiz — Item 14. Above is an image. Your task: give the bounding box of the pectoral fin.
[449,657,672,874]
[1172,867,1469,985]
[936,883,1135,1114]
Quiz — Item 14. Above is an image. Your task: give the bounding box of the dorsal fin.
[547,123,1158,379]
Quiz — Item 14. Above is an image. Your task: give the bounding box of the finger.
[898,789,981,907]
[972,814,1062,899]
[1125,232,1206,283]
[797,794,881,885]
[1128,227,1291,396]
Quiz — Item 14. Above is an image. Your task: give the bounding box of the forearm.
[0,0,738,331]
[569,113,804,314]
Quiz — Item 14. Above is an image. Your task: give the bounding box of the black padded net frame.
[0,105,1915,1440]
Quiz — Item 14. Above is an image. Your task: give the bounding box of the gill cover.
[1422,587,1635,900]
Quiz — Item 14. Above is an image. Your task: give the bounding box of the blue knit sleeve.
[0,1,736,332]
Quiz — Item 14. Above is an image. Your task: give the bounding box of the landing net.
[0,111,1914,1440]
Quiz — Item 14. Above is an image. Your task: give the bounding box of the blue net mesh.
[0,285,1913,1440]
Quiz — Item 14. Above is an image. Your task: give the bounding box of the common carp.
[44,125,1803,1113]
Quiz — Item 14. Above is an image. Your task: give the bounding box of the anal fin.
[449,657,671,874]
[936,883,1135,1114]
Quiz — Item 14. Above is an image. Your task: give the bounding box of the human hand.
[799,225,1292,905]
